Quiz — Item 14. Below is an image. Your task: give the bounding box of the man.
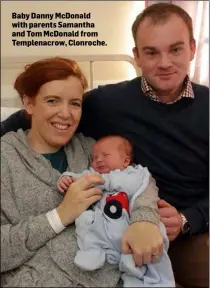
[1,3,209,287]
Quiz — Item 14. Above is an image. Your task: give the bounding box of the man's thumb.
[158,199,171,208]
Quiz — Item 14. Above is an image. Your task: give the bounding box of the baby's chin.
[94,166,111,174]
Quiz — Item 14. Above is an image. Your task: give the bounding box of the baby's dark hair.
[98,135,133,162]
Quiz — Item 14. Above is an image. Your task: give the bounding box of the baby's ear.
[123,156,131,168]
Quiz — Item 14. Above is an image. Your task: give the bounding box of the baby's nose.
[96,156,103,163]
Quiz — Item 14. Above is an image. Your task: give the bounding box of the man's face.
[133,14,196,95]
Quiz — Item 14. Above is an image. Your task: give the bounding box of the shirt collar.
[141,75,194,104]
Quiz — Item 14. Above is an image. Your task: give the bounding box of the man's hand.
[158,199,182,241]
[122,221,163,266]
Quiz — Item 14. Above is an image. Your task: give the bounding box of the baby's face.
[91,138,130,174]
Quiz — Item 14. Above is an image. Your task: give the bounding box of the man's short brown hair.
[132,3,194,46]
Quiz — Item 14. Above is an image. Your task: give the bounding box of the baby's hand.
[57,175,74,193]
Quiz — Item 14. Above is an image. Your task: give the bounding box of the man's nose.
[157,53,172,69]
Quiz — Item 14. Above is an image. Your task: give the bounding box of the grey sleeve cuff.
[129,176,160,226]
[130,206,160,226]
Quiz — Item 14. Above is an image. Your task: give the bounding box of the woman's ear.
[123,156,131,168]
[22,95,34,115]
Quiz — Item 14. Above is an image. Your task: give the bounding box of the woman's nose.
[58,104,71,118]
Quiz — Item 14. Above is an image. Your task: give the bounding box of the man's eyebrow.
[142,41,185,51]
[142,46,157,50]
[170,41,185,47]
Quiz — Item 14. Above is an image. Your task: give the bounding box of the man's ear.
[123,156,131,168]
[190,39,196,61]
[132,46,138,59]
[22,95,34,115]
[132,46,141,69]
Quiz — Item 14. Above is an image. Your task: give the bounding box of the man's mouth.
[157,72,175,76]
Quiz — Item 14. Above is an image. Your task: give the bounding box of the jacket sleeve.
[1,168,57,273]
[129,177,160,226]
[181,195,209,235]
[1,109,30,137]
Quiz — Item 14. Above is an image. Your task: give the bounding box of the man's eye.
[172,47,182,53]
[146,51,157,56]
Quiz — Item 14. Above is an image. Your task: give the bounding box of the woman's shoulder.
[67,132,96,151]
[1,131,17,150]
[74,132,96,146]
[64,133,96,172]
[1,129,27,154]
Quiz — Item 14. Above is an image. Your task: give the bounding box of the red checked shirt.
[141,75,194,104]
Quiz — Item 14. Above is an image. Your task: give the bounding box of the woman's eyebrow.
[43,95,60,100]
[70,98,82,102]
[43,96,82,102]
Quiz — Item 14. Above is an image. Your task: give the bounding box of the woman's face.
[24,76,84,153]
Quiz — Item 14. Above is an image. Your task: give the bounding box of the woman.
[1,57,162,287]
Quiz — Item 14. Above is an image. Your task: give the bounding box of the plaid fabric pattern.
[141,75,194,104]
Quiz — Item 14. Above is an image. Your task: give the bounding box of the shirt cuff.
[181,207,206,235]
[46,208,66,234]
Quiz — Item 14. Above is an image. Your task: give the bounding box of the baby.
[57,135,175,287]
[57,135,132,192]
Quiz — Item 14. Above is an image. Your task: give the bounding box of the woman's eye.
[47,99,57,104]
[72,101,81,107]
